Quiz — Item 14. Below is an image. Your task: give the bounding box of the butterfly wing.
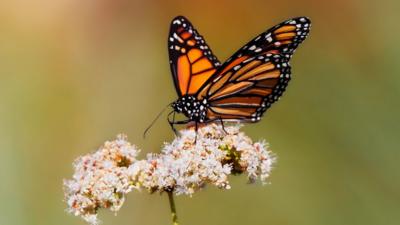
[196,17,311,122]
[200,54,291,122]
[224,17,311,63]
[168,16,221,97]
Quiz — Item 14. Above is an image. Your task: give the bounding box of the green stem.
[167,191,179,225]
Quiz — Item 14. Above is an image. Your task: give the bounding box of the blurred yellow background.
[1,0,399,225]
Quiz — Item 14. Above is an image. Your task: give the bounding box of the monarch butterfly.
[144,16,311,136]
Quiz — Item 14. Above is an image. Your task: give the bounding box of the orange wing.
[168,16,221,97]
[222,17,311,65]
[203,54,290,122]
[197,17,311,122]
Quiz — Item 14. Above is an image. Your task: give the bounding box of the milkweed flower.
[63,124,276,225]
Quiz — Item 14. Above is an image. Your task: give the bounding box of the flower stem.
[167,191,179,225]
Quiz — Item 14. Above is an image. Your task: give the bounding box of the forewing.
[168,16,221,97]
[224,16,311,63]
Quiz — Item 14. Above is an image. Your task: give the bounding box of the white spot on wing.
[244,57,255,63]
[173,20,181,25]
[234,65,241,70]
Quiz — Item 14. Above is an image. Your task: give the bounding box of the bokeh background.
[1,0,399,225]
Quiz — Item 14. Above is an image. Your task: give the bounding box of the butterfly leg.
[218,117,228,134]
[171,120,191,137]
[168,112,192,135]
[194,122,199,143]
[167,111,179,135]
[205,118,228,134]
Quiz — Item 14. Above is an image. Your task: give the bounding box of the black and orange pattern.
[168,16,221,96]
[168,16,311,128]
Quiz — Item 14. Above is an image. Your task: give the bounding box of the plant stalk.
[167,191,179,225]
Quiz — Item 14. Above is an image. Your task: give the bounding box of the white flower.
[64,124,276,224]
[63,134,139,225]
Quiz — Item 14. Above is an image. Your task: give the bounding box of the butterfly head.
[172,96,208,122]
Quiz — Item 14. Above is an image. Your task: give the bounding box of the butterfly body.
[167,16,310,130]
[172,96,208,123]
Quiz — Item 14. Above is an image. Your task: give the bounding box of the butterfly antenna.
[143,103,172,139]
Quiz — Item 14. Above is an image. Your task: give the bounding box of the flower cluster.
[63,124,276,225]
[63,134,139,224]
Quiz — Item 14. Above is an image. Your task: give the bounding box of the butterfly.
[164,16,311,133]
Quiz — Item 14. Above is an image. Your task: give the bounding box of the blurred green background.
[1,0,399,225]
